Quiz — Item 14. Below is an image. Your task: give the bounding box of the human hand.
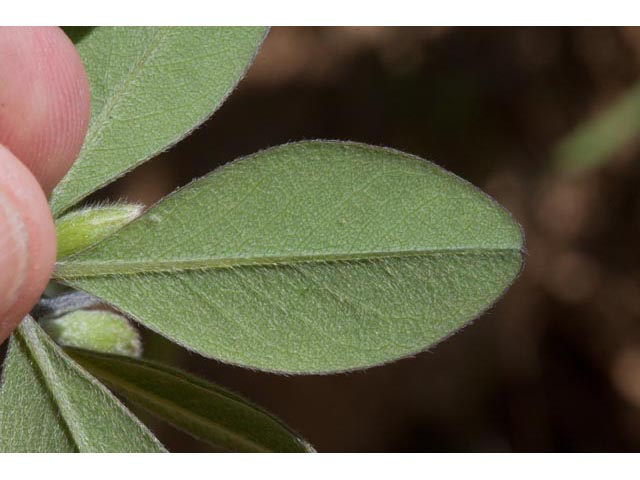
[0,27,90,343]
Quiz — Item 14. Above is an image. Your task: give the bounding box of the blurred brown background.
[10,26,640,452]
[102,26,640,452]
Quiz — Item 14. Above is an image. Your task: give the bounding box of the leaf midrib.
[15,324,82,452]
[53,246,521,279]
[52,28,169,216]
[83,29,168,154]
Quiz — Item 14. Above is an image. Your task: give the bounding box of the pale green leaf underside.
[50,26,267,217]
[0,317,164,452]
[55,141,523,373]
[67,349,313,452]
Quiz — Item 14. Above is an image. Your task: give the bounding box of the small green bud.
[40,310,142,358]
[55,204,143,259]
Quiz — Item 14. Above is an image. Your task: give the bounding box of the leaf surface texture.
[68,349,313,452]
[0,317,164,452]
[51,26,267,216]
[55,141,524,373]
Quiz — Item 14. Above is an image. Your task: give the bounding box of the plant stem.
[31,291,101,320]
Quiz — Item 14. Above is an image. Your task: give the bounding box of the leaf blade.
[552,80,640,173]
[67,349,313,453]
[50,26,267,217]
[0,317,165,452]
[0,326,75,452]
[55,141,523,373]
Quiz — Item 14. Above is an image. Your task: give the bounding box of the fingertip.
[0,145,56,343]
[0,26,90,193]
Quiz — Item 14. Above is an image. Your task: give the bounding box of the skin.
[0,27,90,343]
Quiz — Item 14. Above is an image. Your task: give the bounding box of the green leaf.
[41,310,142,358]
[553,81,640,174]
[54,141,524,374]
[56,204,143,259]
[50,26,268,217]
[0,316,164,452]
[67,349,314,453]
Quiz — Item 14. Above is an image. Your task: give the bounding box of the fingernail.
[0,189,28,317]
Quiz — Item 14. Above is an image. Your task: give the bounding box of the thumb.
[0,145,56,343]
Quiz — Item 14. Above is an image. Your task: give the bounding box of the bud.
[40,310,142,358]
[55,204,143,259]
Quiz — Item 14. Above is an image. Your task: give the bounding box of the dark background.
[8,26,640,452]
